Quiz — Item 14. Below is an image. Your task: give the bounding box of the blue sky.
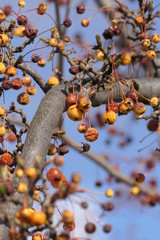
[1,0,160,239]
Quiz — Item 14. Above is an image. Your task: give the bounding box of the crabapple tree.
[0,0,160,239]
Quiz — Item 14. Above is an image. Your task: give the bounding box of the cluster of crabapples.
[66,91,159,140]
[0,1,70,105]
[66,93,100,142]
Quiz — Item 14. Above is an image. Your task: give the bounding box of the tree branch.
[63,135,157,197]
[17,63,51,93]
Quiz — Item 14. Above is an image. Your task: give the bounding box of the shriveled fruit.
[150,97,159,107]
[141,39,151,48]
[106,101,119,113]
[103,111,117,124]
[49,38,58,47]
[17,92,30,105]
[84,127,99,142]
[152,33,160,44]
[77,123,88,133]
[32,233,43,240]
[37,58,46,67]
[133,102,146,115]
[77,97,91,112]
[11,78,23,90]
[63,221,75,231]
[119,101,128,113]
[37,2,47,15]
[147,50,156,60]
[6,66,17,77]
[22,76,31,86]
[27,86,37,95]
[0,153,13,166]
[48,144,57,155]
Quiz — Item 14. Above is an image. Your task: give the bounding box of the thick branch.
[0,86,66,240]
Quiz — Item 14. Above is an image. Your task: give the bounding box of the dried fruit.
[0,153,13,166]
[103,111,117,124]
[84,128,99,142]
[17,92,30,105]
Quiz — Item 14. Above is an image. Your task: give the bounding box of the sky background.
[1,0,160,239]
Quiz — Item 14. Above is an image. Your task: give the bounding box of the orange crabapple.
[37,58,46,67]
[62,210,74,223]
[77,123,88,133]
[0,34,9,44]
[54,156,64,166]
[106,101,119,113]
[22,76,31,86]
[141,39,151,48]
[150,97,159,107]
[11,78,23,90]
[0,125,6,137]
[13,26,26,38]
[121,53,132,65]
[103,111,117,124]
[32,233,43,240]
[47,76,59,86]
[77,96,92,112]
[81,18,89,27]
[133,102,146,115]
[0,62,6,74]
[63,221,75,231]
[27,86,37,95]
[30,211,47,226]
[147,50,156,60]
[0,153,13,166]
[17,92,30,105]
[152,33,160,43]
[84,127,99,142]
[18,0,26,8]
[5,66,17,77]
[67,104,83,121]
[17,182,28,194]
[47,167,62,183]
[48,143,57,155]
